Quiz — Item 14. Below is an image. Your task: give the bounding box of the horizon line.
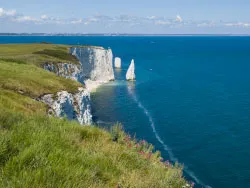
[1,33,250,36]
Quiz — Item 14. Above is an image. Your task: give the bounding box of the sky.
[1,0,250,34]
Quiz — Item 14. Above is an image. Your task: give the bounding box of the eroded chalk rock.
[114,57,121,68]
[126,59,136,81]
[39,87,92,125]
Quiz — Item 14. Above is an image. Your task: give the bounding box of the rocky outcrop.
[41,46,115,125]
[43,63,84,84]
[126,59,136,81]
[39,87,92,125]
[70,47,114,82]
[114,57,121,68]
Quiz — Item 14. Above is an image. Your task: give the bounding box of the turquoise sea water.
[1,36,250,187]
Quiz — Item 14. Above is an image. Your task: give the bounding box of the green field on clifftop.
[0,44,188,188]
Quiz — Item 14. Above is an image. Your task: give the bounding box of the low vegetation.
[33,49,78,63]
[0,60,81,97]
[0,44,189,187]
[0,111,187,188]
[0,44,79,66]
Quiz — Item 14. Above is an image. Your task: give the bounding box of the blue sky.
[1,0,250,34]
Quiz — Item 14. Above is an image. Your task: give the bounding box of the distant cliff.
[70,46,114,82]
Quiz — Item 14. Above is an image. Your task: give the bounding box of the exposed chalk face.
[126,59,136,81]
[70,47,115,82]
[41,46,116,125]
[39,87,92,125]
[43,63,84,84]
[114,57,121,68]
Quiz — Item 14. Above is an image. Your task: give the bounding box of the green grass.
[0,44,79,66]
[0,89,46,115]
[33,49,78,62]
[0,43,189,187]
[0,60,82,98]
[0,111,187,188]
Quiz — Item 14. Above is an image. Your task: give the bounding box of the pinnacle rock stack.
[126,59,136,81]
[114,57,121,68]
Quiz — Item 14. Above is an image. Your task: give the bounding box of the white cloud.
[15,16,38,22]
[176,15,183,22]
[5,9,16,16]
[224,22,250,27]
[155,20,170,25]
[71,19,83,24]
[2,6,250,32]
[147,16,157,20]
[0,8,4,16]
[0,8,16,17]
[89,18,98,22]
[197,21,216,27]
[41,15,48,20]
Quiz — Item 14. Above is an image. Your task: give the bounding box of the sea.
[1,36,250,188]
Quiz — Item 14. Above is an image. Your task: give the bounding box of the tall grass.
[0,60,82,98]
[0,112,187,188]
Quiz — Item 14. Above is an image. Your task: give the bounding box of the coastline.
[84,79,110,92]
[0,42,189,187]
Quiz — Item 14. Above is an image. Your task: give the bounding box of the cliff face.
[39,87,92,125]
[70,47,115,82]
[41,46,115,125]
[43,63,84,84]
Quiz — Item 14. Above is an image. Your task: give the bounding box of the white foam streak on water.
[127,85,211,188]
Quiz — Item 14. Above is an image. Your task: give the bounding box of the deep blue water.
[1,36,250,187]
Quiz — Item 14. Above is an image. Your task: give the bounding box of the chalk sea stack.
[114,57,121,68]
[126,59,136,81]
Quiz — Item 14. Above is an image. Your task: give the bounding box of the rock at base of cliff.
[126,59,136,81]
[114,57,121,68]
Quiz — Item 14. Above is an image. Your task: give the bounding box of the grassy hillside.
[0,44,189,188]
[0,43,79,66]
[0,59,81,97]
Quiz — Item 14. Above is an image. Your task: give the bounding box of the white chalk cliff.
[41,46,115,125]
[70,47,114,83]
[43,63,84,84]
[39,87,92,125]
[114,57,121,68]
[126,59,136,81]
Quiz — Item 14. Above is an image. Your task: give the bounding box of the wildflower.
[141,140,146,145]
[138,151,145,155]
[164,160,170,167]
[124,135,131,143]
[147,152,152,159]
